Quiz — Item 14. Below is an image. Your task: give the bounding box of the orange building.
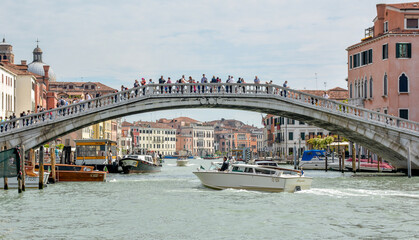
[347,2,419,121]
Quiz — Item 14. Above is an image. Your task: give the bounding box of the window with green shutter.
[396,43,411,58]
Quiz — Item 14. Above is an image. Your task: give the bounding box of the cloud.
[2,0,410,126]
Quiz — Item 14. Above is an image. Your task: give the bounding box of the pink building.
[347,2,419,122]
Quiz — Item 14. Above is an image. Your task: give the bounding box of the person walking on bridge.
[200,74,207,93]
[134,79,140,96]
[254,76,260,93]
[159,76,166,94]
[282,80,288,97]
[167,77,172,93]
[141,78,146,95]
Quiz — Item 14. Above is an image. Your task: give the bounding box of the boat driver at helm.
[219,157,229,171]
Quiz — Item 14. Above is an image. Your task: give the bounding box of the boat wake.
[300,188,419,199]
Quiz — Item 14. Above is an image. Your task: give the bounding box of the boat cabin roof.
[301,150,326,161]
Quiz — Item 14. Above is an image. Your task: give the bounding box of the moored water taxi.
[193,162,312,193]
[38,164,107,182]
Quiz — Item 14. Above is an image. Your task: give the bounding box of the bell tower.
[0,38,15,63]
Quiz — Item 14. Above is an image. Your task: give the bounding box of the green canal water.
[1,158,418,240]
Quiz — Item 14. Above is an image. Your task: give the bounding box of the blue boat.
[299,150,334,170]
[163,155,193,159]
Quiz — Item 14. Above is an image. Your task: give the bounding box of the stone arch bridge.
[0,83,418,171]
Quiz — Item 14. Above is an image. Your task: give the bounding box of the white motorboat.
[176,158,189,166]
[193,162,312,193]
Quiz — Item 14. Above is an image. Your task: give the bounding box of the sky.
[2,0,410,127]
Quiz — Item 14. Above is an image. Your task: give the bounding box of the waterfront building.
[262,87,348,159]
[211,119,261,155]
[121,121,133,155]
[0,64,16,119]
[131,121,177,156]
[347,2,419,121]
[190,124,215,156]
[176,127,193,155]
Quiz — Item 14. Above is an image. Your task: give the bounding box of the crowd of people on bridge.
[120,75,290,96]
[0,74,293,133]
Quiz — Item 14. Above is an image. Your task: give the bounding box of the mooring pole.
[293,145,297,170]
[352,143,356,173]
[357,145,361,172]
[50,147,56,183]
[325,152,328,172]
[39,146,44,189]
[3,146,8,190]
[21,145,26,191]
[407,146,412,178]
[341,150,345,173]
[18,146,23,193]
[378,156,382,173]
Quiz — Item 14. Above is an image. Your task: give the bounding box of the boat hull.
[299,160,338,170]
[176,160,189,166]
[55,171,106,182]
[0,173,50,189]
[193,171,312,193]
[120,158,161,174]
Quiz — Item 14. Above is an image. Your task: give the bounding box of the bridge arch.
[0,83,418,170]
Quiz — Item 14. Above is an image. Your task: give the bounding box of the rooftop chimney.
[375,4,386,36]
[21,60,27,65]
[43,65,50,90]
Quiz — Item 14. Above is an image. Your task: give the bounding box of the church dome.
[28,61,57,81]
[27,41,57,81]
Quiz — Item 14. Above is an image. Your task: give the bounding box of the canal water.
[1,158,418,240]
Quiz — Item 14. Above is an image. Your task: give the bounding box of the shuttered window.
[382,44,388,59]
[396,43,411,58]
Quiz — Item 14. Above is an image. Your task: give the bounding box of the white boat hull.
[299,160,338,170]
[0,173,50,189]
[176,160,189,166]
[193,171,312,193]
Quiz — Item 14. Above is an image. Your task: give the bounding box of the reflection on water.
[1,159,418,240]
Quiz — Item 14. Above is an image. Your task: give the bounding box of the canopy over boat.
[301,150,326,161]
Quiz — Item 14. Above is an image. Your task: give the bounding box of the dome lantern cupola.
[33,39,43,62]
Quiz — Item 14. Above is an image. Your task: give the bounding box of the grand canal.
[1,158,418,239]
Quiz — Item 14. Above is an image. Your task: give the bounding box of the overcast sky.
[2,0,409,127]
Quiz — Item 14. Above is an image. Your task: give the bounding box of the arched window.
[383,74,388,96]
[369,77,373,98]
[364,79,367,99]
[360,78,363,98]
[399,73,408,93]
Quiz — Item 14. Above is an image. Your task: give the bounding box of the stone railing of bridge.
[0,83,418,137]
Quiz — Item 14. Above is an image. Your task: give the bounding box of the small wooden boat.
[38,164,107,182]
[0,166,49,189]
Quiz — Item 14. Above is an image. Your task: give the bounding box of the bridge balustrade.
[0,83,418,136]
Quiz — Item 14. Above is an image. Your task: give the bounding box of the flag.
[103,166,108,173]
